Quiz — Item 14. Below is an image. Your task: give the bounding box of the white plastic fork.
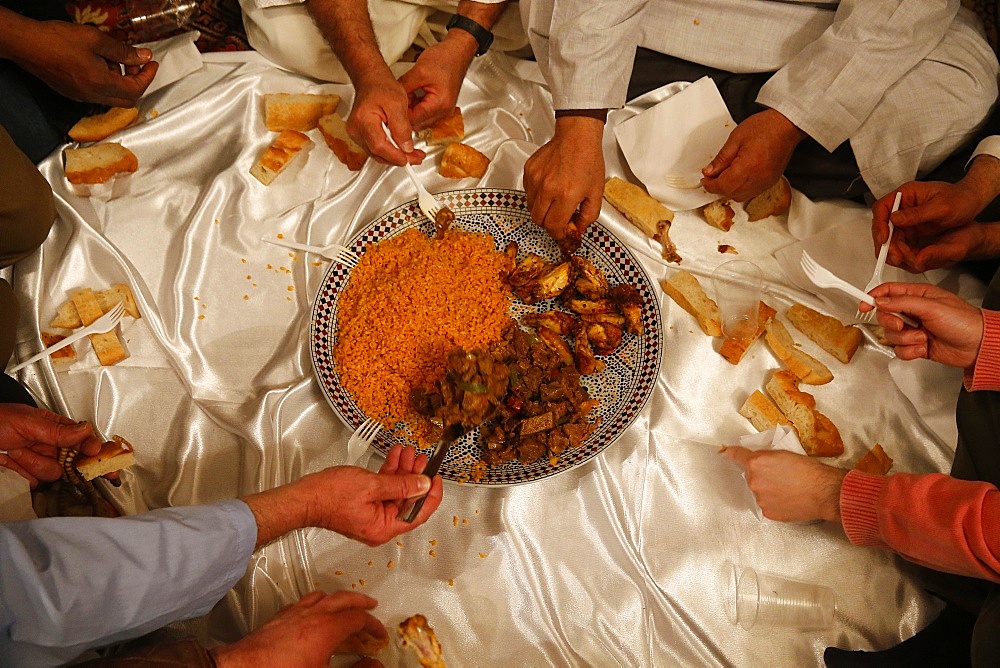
[347,417,383,464]
[380,122,441,222]
[261,236,355,265]
[857,191,902,321]
[664,171,704,190]
[800,251,918,327]
[9,301,127,373]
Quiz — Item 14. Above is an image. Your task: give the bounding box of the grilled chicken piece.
[581,313,625,326]
[557,219,583,257]
[533,261,574,301]
[609,284,644,335]
[523,310,576,335]
[572,256,609,300]
[509,253,548,288]
[567,298,617,315]
[536,327,575,366]
[587,322,623,355]
[573,322,604,375]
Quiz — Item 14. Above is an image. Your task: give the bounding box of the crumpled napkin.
[138,30,204,99]
[733,426,807,520]
[614,76,735,211]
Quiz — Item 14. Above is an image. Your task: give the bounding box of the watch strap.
[446,14,494,57]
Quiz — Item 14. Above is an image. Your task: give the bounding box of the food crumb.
[288,252,294,258]
[475,509,480,515]
[213,218,218,225]
[334,571,343,576]
[448,579,454,586]
[479,553,486,559]
[194,296,200,300]
[243,295,249,300]
[462,518,468,525]
[387,561,395,569]
[286,296,292,301]
[549,455,559,466]
[429,539,437,546]
[287,285,295,291]
[396,541,404,547]
[312,261,323,266]
[359,579,365,586]
[277,233,284,239]
[429,550,437,558]
[267,264,273,270]
[198,315,205,320]
[150,109,159,118]
[201,303,207,309]
[694,18,700,25]
[351,583,356,589]
[367,561,373,567]
[453,516,459,526]
[241,258,247,264]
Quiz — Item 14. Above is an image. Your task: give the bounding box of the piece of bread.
[50,284,140,330]
[75,435,135,481]
[786,303,863,364]
[64,143,139,185]
[317,112,367,171]
[702,198,735,231]
[659,270,723,337]
[334,629,389,656]
[744,176,791,222]
[604,177,681,263]
[764,319,833,385]
[719,301,777,364]
[250,130,312,186]
[439,141,490,179]
[418,106,464,145]
[263,93,341,132]
[68,107,140,143]
[70,288,128,366]
[853,442,894,475]
[40,332,76,370]
[739,389,791,432]
[765,370,844,457]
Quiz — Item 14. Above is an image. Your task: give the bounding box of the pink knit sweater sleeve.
[964,309,1000,391]
[840,470,1000,583]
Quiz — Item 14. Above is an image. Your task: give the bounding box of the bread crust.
[439,141,490,178]
[418,106,464,145]
[263,93,341,132]
[318,113,367,171]
[70,288,128,366]
[64,143,138,185]
[76,435,135,480]
[604,177,681,263]
[50,284,140,330]
[786,303,862,364]
[250,130,312,185]
[853,442,893,475]
[702,198,735,231]
[765,370,844,457]
[660,270,722,336]
[69,107,140,143]
[764,318,833,385]
[739,389,790,431]
[744,176,791,222]
[719,301,777,364]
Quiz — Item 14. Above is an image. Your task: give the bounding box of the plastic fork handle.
[8,321,105,373]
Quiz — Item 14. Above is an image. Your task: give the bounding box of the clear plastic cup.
[122,0,199,43]
[712,260,764,340]
[724,561,836,630]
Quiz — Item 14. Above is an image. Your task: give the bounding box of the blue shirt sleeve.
[0,498,257,667]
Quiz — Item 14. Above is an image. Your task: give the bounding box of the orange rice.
[333,228,514,436]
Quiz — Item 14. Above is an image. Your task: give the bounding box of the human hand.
[347,74,426,167]
[246,444,443,548]
[701,109,806,202]
[5,19,157,107]
[871,181,986,270]
[523,115,605,251]
[398,38,474,131]
[0,403,103,487]
[719,446,846,523]
[860,282,984,367]
[210,590,387,668]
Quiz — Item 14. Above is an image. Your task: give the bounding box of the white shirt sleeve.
[756,0,960,151]
[972,136,1000,162]
[526,0,649,110]
[0,499,257,667]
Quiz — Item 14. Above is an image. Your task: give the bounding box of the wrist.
[242,480,312,550]
[446,13,494,57]
[821,466,847,523]
[554,114,606,142]
[436,29,479,65]
[0,9,36,63]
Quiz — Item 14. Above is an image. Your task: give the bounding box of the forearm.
[0,8,37,64]
[242,478,314,549]
[0,501,256,665]
[440,1,511,62]
[840,470,1000,582]
[962,154,1000,218]
[303,0,393,90]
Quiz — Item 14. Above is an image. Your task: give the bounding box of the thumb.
[719,445,752,468]
[704,140,738,178]
[377,474,431,501]
[94,33,152,66]
[33,419,94,449]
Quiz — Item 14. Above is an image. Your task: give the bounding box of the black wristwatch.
[446,14,494,57]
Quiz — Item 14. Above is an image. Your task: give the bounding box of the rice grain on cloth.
[334,228,514,438]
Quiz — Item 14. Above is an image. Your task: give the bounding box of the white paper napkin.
[614,76,735,211]
[138,31,204,99]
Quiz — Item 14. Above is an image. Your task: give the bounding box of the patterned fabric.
[66,0,250,52]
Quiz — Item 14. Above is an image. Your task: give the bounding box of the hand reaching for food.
[0,403,102,488]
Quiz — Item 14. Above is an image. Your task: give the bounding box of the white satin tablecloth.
[10,50,984,666]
